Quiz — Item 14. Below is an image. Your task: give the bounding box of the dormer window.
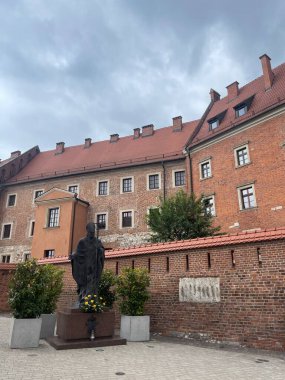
[234,95,255,119]
[235,103,247,118]
[207,110,227,131]
[209,119,219,130]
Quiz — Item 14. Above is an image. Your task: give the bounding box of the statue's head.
[86,222,96,238]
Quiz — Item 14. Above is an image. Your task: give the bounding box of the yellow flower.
[103,303,106,306]
[85,302,88,305]
[94,295,97,298]
[84,297,88,300]
[90,300,94,304]
[88,295,91,298]
[100,297,103,300]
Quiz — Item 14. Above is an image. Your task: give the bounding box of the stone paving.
[0,315,284,380]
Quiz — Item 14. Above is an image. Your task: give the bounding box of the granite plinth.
[56,308,114,340]
[46,335,127,350]
[46,308,126,350]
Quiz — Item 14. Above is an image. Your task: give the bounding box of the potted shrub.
[39,264,64,339]
[116,267,150,341]
[8,259,45,348]
[98,269,116,309]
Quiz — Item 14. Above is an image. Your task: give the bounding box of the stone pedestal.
[46,308,126,350]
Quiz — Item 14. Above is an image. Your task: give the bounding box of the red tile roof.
[190,62,285,146]
[7,121,198,184]
[36,227,285,264]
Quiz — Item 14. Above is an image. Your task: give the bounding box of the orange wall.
[32,199,74,259]
[71,201,88,253]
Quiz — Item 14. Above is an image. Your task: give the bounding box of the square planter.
[40,314,57,339]
[120,315,150,341]
[9,318,42,349]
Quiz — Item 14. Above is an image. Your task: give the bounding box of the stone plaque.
[179,277,220,303]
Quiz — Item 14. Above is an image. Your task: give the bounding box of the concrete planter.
[40,314,56,339]
[9,317,42,349]
[120,315,150,341]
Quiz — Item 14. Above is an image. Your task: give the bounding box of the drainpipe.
[70,198,77,255]
[161,161,166,200]
[188,151,194,194]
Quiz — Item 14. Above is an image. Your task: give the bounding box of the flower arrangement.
[80,294,106,313]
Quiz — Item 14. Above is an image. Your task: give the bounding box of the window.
[207,110,227,131]
[34,189,44,200]
[238,185,256,210]
[24,253,31,261]
[235,145,250,167]
[234,96,254,119]
[2,224,12,239]
[29,221,35,237]
[209,119,219,130]
[7,194,16,207]
[2,255,11,263]
[200,160,211,179]
[203,196,216,216]
[98,181,108,196]
[148,174,160,190]
[47,208,59,227]
[122,177,133,193]
[122,211,133,228]
[96,214,106,230]
[44,250,55,258]
[174,170,185,186]
[235,104,247,117]
[68,185,79,194]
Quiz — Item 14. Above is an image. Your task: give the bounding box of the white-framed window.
[7,193,17,207]
[33,189,44,202]
[200,159,212,179]
[29,220,35,237]
[234,144,250,167]
[120,210,134,228]
[96,212,108,230]
[1,255,11,263]
[173,170,186,187]
[1,223,12,239]
[237,184,257,210]
[47,207,60,227]
[44,249,55,258]
[120,176,134,194]
[97,180,109,196]
[202,196,216,216]
[23,252,31,261]
[68,184,79,195]
[147,173,161,190]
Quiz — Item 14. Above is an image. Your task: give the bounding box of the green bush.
[8,259,64,318]
[8,259,45,319]
[98,269,116,309]
[40,264,64,314]
[116,268,150,316]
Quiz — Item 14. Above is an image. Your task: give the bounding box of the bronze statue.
[70,222,105,305]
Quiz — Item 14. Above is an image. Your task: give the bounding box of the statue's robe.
[71,236,105,302]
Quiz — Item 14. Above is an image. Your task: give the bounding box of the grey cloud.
[0,0,285,159]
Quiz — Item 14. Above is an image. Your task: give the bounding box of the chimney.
[55,142,65,155]
[226,81,239,101]
[84,138,92,148]
[259,54,274,90]
[210,88,220,102]
[172,116,183,132]
[10,151,21,159]
[141,124,154,137]
[110,133,119,143]
[133,128,140,139]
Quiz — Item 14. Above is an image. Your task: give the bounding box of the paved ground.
[0,315,284,380]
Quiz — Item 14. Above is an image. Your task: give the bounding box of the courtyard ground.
[0,314,284,380]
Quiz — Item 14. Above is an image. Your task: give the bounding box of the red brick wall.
[1,238,284,351]
[0,264,16,312]
[191,112,285,233]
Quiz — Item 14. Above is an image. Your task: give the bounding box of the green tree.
[146,190,220,242]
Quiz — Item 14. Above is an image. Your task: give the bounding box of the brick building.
[1,54,285,262]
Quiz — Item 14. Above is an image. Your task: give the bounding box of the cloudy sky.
[0,0,285,159]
